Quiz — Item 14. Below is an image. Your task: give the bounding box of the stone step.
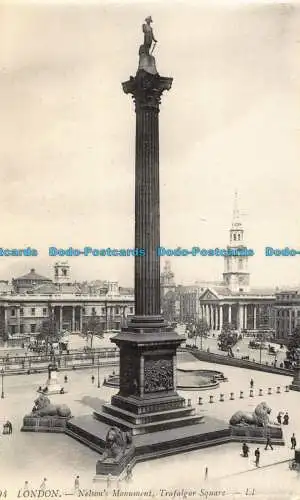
[100,403,196,425]
[93,409,204,435]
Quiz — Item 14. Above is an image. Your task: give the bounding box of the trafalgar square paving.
[0,351,300,498]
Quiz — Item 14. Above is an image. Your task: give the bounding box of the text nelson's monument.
[66,18,231,476]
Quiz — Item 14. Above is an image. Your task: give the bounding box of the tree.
[82,310,103,349]
[195,318,210,350]
[0,318,8,342]
[218,322,237,351]
[286,326,300,362]
[38,310,57,354]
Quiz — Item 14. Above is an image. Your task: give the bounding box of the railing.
[0,347,119,375]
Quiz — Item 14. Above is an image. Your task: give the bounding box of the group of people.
[2,420,12,434]
[242,431,297,466]
[277,412,290,425]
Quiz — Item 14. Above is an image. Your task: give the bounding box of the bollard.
[198,397,203,405]
[259,389,263,396]
[209,395,214,404]
[250,389,254,397]
[230,392,234,400]
[268,387,272,395]
[219,394,224,402]
[285,385,289,392]
[239,391,244,399]
[276,386,281,394]
[187,399,192,407]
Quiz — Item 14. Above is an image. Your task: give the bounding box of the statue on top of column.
[141,16,157,56]
[138,16,158,76]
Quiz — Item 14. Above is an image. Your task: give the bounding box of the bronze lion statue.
[32,394,71,418]
[99,426,133,463]
[230,401,278,427]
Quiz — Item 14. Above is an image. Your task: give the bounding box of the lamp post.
[97,356,100,388]
[1,368,4,399]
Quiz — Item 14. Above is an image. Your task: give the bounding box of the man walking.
[204,466,208,480]
[250,378,254,389]
[291,433,297,450]
[74,476,80,494]
[265,436,273,450]
[254,448,260,467]
[39,478,47,491]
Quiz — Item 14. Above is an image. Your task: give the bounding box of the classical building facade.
[0,263,134,338]
[200,193,275,332]
[273,289,300,339]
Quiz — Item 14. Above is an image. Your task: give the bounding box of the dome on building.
[15,269,51,282]
[12,268,52,293]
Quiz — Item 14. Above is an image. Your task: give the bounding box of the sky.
[0,0,300,287]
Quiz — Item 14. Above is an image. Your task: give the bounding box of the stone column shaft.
[253,306,257,330]
[123,72,172,326]
[219,305,223,331]
[135,105,160,317]
[60,306,63,331]
[72,307,75,331]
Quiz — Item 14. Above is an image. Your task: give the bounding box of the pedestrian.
[91,375,95,384]
[204,466,208,480]
[39,478,47,491]
[283,412,289,425]
[64,375,68,383]
[277,412,282,425]
[23,481,29,492]
[242,442,249,457]
[125,466,132,482]
[107,474,112,489]
[8,421,12,434]
[250,378,254,389]
[74,476,80,493]
[265,436,273,450]
[254,448,260,467]
[291,433,297,450]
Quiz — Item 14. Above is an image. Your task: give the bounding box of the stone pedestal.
[40,368,64,395]
[290,363,300,391]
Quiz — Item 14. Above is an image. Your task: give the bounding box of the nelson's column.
[66,18,230,477]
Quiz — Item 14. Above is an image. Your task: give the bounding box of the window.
[11,309,15,317]
[233,234,236,241]
[20,308,24,316]
[63,269,67,276]
[43,308,47,316]
[130,307,133,314]
[31,308,35,316]
[92,307,96,314]
[116,307,119,315]
[82,308,86,315]
[20,324,24,334]
[30,324,36,333]
[11,325,16,334]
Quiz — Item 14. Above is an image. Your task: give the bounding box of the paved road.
[189,334,287,367]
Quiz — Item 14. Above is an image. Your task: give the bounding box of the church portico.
[200,294,274,333]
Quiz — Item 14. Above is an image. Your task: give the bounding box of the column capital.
[122,71,173,111]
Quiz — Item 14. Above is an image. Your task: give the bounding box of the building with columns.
[273,289,300,340]
[0,263,134,338]
[199,193,275,333]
